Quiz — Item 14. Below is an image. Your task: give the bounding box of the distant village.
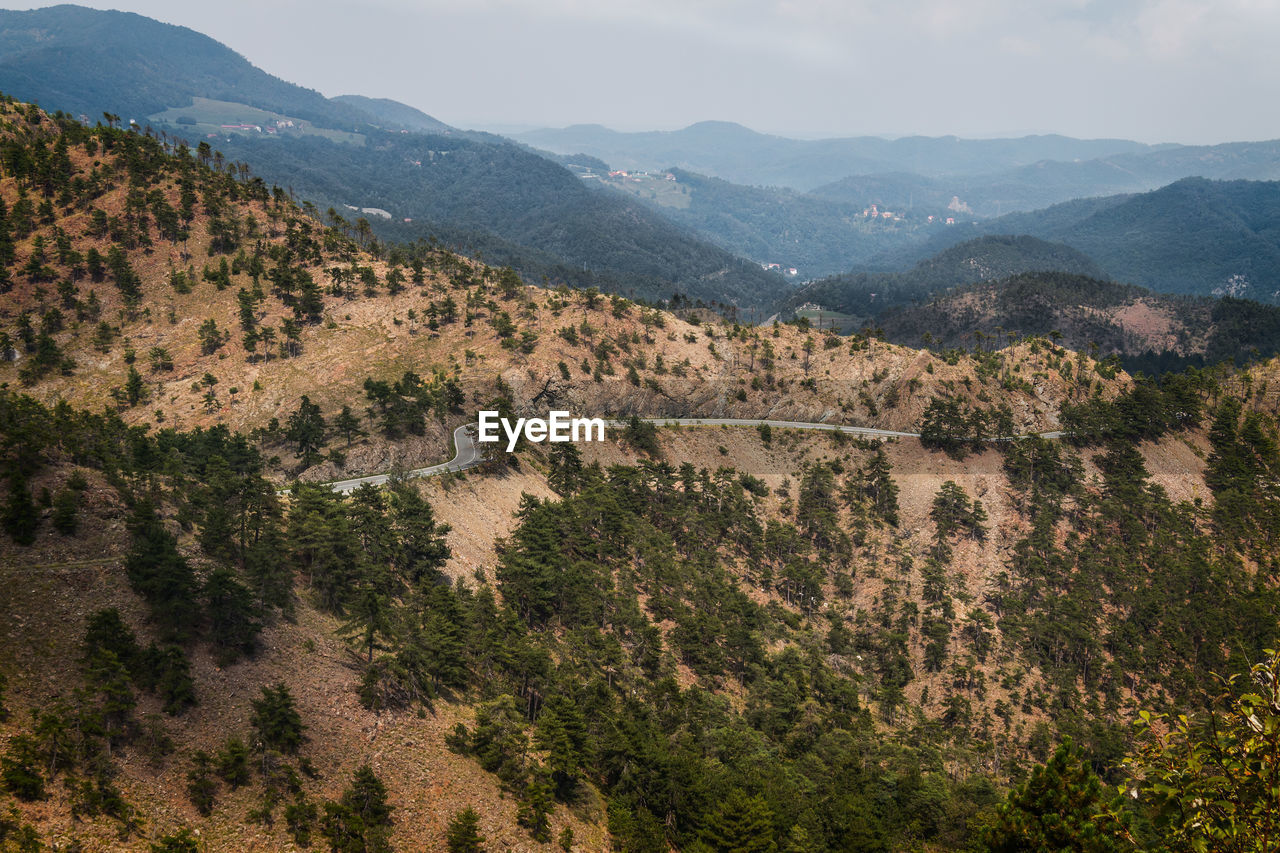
[862,203,957,226]
[207,118,296,136]
[575,167,679,184]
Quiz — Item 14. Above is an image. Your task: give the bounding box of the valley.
[0,4,1278,851]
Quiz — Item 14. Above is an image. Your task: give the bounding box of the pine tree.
[150,828,199,853]
[340,580,393,664]
[286,396,327,467]
[203,567,261,664]
[980,740,1131,852]
[334,405,365,447]
[547,444,583,496]
[244,524,294,615]
[701,790,778,853]
[82,649,137,750]
[389,483,451,584]
[124,365,147,406]
[185,750,218,816]
[215,737,251,788]
[124,502,200,642]
[862,448,899,526]
[321,764,394,853]
[2,470,39,545]
[250,683,306,755]
[516,766,554,842]
[535,695,587,800]
[50,487,79,534]
[1,735,45,801]
[446,807,485,853]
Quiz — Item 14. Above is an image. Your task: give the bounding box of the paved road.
[300,417,1063,494]
[285,424,481,495]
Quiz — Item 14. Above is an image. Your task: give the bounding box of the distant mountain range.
[522,122,1280,223]
[0,4,785,308]
[515,122,1155,190]
[880,178,1280,304]
[816,142,1280,219]
[788,235,1106,319]
[5,4,1280,317]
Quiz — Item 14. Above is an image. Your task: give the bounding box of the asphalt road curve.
[295,418,1064,495]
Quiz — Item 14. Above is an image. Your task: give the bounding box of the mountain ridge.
[514,121,1155,189]
[0,4,788,309]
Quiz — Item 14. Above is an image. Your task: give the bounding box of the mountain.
[0,4,372,129]
[0,5,785,309]
[330,94,454,133]
[514,121,1155,190]
[199,129,786,307]
[808,171,962,216]
[590,166,951,280]
[876,272,1280,370]
[534,130,1280,286]
[884,178,1280,303]
[989,177,1280,301]
[813,139,1280,219]
[787,235,1108,322]
[791,234,1280,370]
[4,101,1280,853]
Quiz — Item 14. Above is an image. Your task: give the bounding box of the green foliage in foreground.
[985,648,1280,852]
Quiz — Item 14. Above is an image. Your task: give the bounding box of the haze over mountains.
[3,4,1280,318]
[0,4,786,308]
[884,178,1280,303]
[515,122,1159,191]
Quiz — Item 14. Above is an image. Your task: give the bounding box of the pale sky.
[12,0,1280,143]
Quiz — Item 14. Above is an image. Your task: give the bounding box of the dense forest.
[607,168,944,280]
[873,273,1280,370]
[790,238,1280,373]
[786,235,1109,320]
[886,178,1280,303]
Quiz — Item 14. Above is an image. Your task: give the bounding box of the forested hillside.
[786,235,1107,320]
[871,273,1280,371]
[0,5,787,311]
[881,178,1280,303]
[2,97,1280,853]
[600,168,945,280]
[203,129,786,309]
[0,5,373,129]
[329,96,454,134]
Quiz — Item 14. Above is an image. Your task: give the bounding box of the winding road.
[305,418,1064,494]
[322,424,483,494]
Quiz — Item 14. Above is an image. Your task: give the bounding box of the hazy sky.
[16,0,1280,143]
